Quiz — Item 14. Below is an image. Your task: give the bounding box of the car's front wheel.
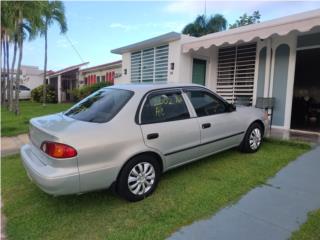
[117,154,160,202]
[240,122,263,153]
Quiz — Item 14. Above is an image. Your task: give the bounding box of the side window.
[20,85,30,91]
[141,91,190,124]
[186,90,227,117]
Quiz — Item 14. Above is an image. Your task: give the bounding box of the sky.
[22,0,320,71]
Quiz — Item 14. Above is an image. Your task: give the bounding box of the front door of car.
[184,89,245,157]
[139,90,200,169]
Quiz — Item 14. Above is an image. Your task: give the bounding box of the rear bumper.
[20,144,80,196]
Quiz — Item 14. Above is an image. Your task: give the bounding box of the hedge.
[31,84,57,103]
[69,82,112,102]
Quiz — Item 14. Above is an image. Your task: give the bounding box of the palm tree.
[11,1,44,114]
[1,30,8,106]
[1,1,43,113]
[41,1,67,105]
[182,14,227,37]
[207,14,227,33]
[1,1,14,108]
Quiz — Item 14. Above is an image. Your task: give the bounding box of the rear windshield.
[64,88,133,123]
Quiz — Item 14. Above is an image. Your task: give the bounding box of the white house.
[0,65,44,90]
[20,65,44,90]
[111,9,320,133]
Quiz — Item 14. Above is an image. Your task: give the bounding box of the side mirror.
[228,103,236,112]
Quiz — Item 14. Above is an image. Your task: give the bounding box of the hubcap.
[128,162,155,195]
[249,128,261,150]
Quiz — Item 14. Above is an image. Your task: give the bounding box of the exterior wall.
[177,45,218,93]
[168,39,184,83]
[253,33,298,129]
[115,29,319,131]
[272,44,290,126]
[117,35,195,84]
[191,32,299,129]
[256,47,267,99]
[116,53,130,84]
[269,33,297,129]
[80,66,122,86]
[20,65,43,90]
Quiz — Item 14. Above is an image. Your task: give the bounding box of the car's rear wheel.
[117,154,160,202]
[240,122,263,153]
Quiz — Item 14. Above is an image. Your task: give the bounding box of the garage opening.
[291,48,320,132]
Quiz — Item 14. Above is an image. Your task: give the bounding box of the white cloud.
[109,23,138,31]
[109,21,185,32]
[163,1,320,21]
[163,0,267,15]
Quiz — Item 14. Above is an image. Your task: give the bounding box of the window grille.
[216,43,257,105]
[131,45,168,83]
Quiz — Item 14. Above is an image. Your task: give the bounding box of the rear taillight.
[41,141,77,158]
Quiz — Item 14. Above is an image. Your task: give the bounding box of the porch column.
[264,38,272,98]
[57,75,61,103]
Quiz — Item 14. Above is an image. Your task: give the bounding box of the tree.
[41,1,67,106]
[1,1,14,108]
[182,14,227,37]
[229,11,261,29]
[11,1,44,114]
[1,1,44,113]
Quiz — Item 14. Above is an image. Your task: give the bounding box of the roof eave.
[111,32,181,54]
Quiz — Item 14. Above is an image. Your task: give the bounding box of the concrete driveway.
[168,146,320,240]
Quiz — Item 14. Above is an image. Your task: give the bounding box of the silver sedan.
[21,83,268,201]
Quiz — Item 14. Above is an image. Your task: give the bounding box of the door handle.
[202,123,211,129]
[147,133,159,140]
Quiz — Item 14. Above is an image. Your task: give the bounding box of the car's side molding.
[164,131,245,156]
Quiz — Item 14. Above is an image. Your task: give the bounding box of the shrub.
[70,82,111,102]
[31,85,57,103]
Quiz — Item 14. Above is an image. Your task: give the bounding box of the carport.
[47,62,88,103]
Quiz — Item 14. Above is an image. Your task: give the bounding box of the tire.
[240,122,263,153]
[117,154,161,202]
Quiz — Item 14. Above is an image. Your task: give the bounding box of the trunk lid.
[29,113,76,149]
[29,113,82,169]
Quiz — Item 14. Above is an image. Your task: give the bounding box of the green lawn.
[1,101,73,137]
[291,209,320,240]
[2,139,310,240]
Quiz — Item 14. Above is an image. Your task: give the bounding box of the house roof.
[111,32,181,54]
[47,62,89,77]
[183,9,320,52]
[80,60,122,73]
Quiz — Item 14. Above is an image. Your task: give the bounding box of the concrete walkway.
[1,134,29,157]
[168,146,320,240]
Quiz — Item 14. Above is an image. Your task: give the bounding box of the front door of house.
[192,59,206,86]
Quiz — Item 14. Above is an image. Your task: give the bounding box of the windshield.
[64,88,133,123]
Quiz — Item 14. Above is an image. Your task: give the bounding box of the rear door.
[139,89,200,169]
[184,89,245,157]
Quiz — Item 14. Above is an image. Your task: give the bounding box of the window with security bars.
[216,43,257,106]
[131,45,168,83]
